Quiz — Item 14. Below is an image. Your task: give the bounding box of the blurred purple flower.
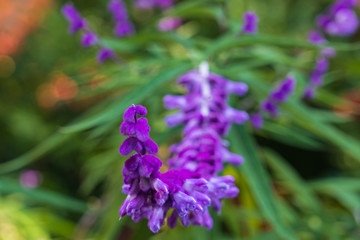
[260,76,296,117]
[81,31,98,47]
[316,0,359,36]
[308,30,327,44]
[250,113,263,129]
[108,0,136,37]
[62,3,87,34]
[97,48,116,63]
[242,11,258,34]
[108,0,128,21]
[115,21,135,36]
[304,87,316,99]
[158,17,182,31]
[20,170,42,188]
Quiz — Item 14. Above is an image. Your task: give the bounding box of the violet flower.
[303,57,330,99]
[242,12,258,35]
[304,0,359,98]
[81,31,98,47]
[119,63,246,232]
[108,0,135,37]
[260,76,296,117]
[114,21,136,37]
[20,170,42,189]
[316,0,359,36]
[62,3,87,34]
[250,113,263,130]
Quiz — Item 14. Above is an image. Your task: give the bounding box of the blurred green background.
[1,0,360,239]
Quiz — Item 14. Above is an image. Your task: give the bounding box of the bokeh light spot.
[0,55,15,78]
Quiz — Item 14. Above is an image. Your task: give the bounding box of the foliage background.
[1,0,360,239]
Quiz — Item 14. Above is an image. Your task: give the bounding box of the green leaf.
[0,179,87,213]
[0,133,71,174]
[263,149,320,211]
[234,73,360,164]
[229,125,297,240]
[261,122,325,150]
[61,62,192,133]
[310,178,360,212]
[205,34,360,59]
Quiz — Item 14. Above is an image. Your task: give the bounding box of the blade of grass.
[61,62,192,133]
[229,125,297,240]
[0,179,87,213]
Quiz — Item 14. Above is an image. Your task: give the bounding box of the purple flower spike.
[81,31,98,47]
[119,63,245,232]
[97,48,116,63]
[303,0,355,99]
[242,11,258,34]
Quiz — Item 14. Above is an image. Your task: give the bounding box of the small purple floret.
[316,0,359,36]
[81,31,98,47]
[114,21,135,37]
[97,48,116,63]
[242,11,258,34]
[250,113,263,129]
[108,0,128,21]
[260,76,296,117]
[108,0,135,37]
[62,3,87,34]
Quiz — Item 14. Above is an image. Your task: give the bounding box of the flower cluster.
[134,0,175,9]
[108,0,135,37]
[242,12,258,35]
[119,62,248,232]
[316,0,358,36]
[250,76,296,129]
[62,3,117,63]
[304,0,359,98]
